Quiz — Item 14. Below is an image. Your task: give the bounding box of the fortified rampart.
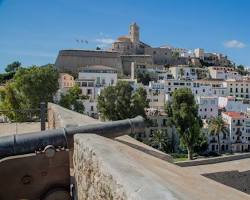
[0,104,249,199]
[55,50,123,76]
[48,103,250,199]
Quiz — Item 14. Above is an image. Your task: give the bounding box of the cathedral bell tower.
[129,22,139,43]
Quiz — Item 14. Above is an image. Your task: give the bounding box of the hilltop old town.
[2,0,250,198]
[53,23,250,157]
[1,23,250,161]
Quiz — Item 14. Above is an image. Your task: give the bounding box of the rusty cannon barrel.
[0,116,144,159]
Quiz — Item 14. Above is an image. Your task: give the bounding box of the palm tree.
[209,116,228,154]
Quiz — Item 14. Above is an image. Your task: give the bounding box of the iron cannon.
[0,116,145,159]
[0,116,145,200]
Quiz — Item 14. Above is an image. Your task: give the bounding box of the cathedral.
[111,22,150,55]
[55,23,189,76]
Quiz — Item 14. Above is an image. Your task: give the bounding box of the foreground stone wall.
[48,103,250,200]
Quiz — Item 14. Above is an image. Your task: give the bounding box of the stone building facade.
[55,50,122,75]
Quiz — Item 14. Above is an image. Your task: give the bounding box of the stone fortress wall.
[55,50,123,76]
[55,23,190,76]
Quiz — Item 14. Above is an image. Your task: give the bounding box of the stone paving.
[0,122,44,136]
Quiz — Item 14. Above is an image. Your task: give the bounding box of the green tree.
[0,82,26,121]
[236,65,248,76]
[131,87,148,118]
[209,116,228,154]
[171,51,179,59]
[136,71,151,85]
[164,102,177,153]
[59,85,86,114]
[171,88,202,160]
[97,81,149,120]
[14,65,59,108]
[150,130,170,152]
[5,61,21,73]
[0,65,59,121]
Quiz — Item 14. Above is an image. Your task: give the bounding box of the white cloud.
[95,38,115,48]
[224,40,246,48]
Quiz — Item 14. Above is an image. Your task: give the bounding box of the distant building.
[196,96,218,119]
[55,23,190,77]
[55,50,122,76]
[224,79,250,99]
[194,48,204,59]
[55,73,75,101]
[76,65,118,118]
[137,108,179,152]
[218,96,250,113]
[208,66,241,80]
[222,111,250,152]
[169,65,198,80]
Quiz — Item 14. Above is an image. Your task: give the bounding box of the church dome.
[116,36,131,42]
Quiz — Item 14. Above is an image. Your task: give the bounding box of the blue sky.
[0,0,249,72]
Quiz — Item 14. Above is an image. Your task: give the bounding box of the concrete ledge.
[73,134,178,200]
[73,134,250,200]
[176,153,250,167]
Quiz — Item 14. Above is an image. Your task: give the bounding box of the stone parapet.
[48,103,250,199]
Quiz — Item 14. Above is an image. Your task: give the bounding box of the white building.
[76,65,118,118]
[218,96,250,113]
[180,51,194,58]
[193,80,227,97]
[194,48,204,59]
[223,79,250,99]
[196,96,218,119]
[146,85,166,110]
[139,108,179,152]
[208,66,241,80]
[222,112,250,152]
[77,65,118,99]
[169,65,198,80]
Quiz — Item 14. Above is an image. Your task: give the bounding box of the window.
[90,106,94,111]
[82,82,87,87]
[96,77,100,85]
[211,108,213,111]
[87,89,92,95]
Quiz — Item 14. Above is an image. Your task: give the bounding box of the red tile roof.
[223,111,246,119]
